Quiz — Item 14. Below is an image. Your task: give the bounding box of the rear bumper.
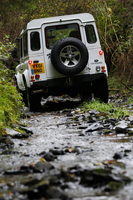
[31,73,106,89]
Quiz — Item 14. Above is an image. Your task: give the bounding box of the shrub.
[0,36,24,135]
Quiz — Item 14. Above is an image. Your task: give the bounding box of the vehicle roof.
[21,13,95,35]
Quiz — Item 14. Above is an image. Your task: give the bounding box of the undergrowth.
[0,36,24,135]
[81,99,130,119]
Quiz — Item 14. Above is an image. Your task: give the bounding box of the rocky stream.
[0,96,133,200]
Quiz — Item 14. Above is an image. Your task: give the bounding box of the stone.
[34,161,54,172]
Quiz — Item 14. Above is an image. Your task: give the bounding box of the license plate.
[30,63,45,74]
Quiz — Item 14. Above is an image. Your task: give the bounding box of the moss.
[108,181,123,191]
[94,168,111,175]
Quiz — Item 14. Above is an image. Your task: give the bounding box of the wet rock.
[79,125,88,129]
[82,122,104,134]
[88,109,99,115]
[60,170,78,182]
[34,161,54,172]
[103,129,112,135]
[80,168,129,188]
[1,149,20,155]
[105,181,123,191]
[6,128,30,138]
[105,118,118,125]
[66,112,73,117]
[127,115,133,122]
[87,116,97,123]
[80,168,115,187]
[23,177,72,200]
[45,186,72,199]
[19,126,34,135]
[5,137,14,146]
[64,146,82,154]
[68,165,81,173]
[113,152,124,160]
[103,160,125,169]
[73,116,80,121]
[24,179,49,199]
[0,137,14,150]
[127,129,133,136]
[115,120,129,133]
[79,132,86,136]
[38,150,46,156]
[4,168,31,175]
[4,162,54,175]
[49,148,64,155]
[43,152,56,161]
[20,166,33,173]
[124,149,132,153]
[49,176,62,186]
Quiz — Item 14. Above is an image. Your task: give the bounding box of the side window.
[30,32,41,51]
[23,32,28,56]
[85,25,97,43]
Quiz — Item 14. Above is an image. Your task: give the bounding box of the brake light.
[30,75,35,82]
[101,66,106,72]
[28,60,32,65]
[99,50,103,56]
[31,75,34,80]
[35,74,40,80]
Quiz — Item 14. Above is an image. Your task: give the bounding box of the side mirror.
[11,49,18,59]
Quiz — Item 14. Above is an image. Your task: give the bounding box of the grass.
[81,99,130,119]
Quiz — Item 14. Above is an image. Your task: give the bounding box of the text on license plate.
[30,63,45,74]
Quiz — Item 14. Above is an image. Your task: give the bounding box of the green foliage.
[91,0,133,79]
[0,35,16,60]
[81,100,130,119]
[107,74,125,95]
[0,37,24,135]
[127,95,133,105]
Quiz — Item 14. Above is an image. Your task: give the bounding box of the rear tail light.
[35,74,40,80]
[28,60,32,65]
[30,75,35,82]
[101,66,106,72]
[99,50,103,55]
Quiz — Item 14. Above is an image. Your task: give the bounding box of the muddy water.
[0,97,133,200]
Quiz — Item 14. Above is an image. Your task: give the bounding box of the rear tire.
[92,76,108,103]
[24,81,41,111]
[80,82,92,102]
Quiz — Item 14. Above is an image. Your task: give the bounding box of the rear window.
[85,25,97,43]
[30,31,41,51]
[45,23,81,49]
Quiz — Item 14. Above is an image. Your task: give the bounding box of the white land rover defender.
[15,13,108,111]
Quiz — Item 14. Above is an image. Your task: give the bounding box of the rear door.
[42,20,83,79]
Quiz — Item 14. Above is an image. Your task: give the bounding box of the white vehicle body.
[15,13,108,111]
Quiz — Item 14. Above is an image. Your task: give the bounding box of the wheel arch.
[15,73,25,91]
[22,69,30,88]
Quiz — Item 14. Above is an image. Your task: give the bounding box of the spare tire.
[51,37,89,76]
